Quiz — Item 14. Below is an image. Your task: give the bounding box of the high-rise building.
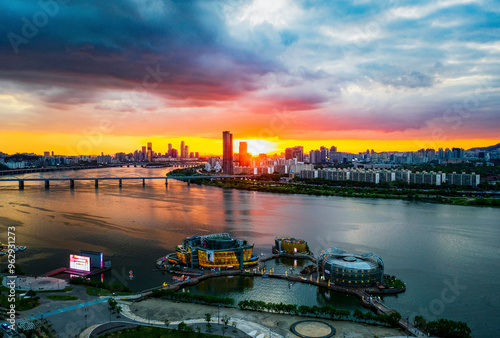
[222,131,233,174]
[168,143,172,156]
[147,142,153,162]
[285,146,304,162]
[195,152,199,158]
[44,151,50,157]
[142,146,147,160]
[239,141,248,166]
[184,146,189,159]
[180,141,185,158]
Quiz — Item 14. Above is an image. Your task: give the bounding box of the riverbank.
[198,178,500,207]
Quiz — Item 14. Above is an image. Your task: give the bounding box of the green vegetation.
[152,289,234,306]
[100,325,219,337]
[384,276,405,289]
[69,277,132,295]
[167,166,203,177]
[198,178,499,208]
[0,163,9,171]
[46,295,78,301]
[444,197,500,207]
[0,289,40,311]
[2,263,25,275]
[238,300,401,328]
[414,316,471,338]
[86,286,113,296]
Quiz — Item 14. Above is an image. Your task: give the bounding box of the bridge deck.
[0,175,251,182]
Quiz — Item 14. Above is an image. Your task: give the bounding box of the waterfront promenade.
[145,252,424,336]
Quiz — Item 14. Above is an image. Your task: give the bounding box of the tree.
[414,315,427,330]
[115,305,122,317]
[26,290,37,297]
[427,318,471,338]
[177,321,188,331]
[108,298,117,310]
[164,319,170,328]
[223,315,230,328]
[204,313,212,332]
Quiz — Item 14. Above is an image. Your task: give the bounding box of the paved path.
[25,297,111,320]
[118,303,282,338]
[2,276,69,291]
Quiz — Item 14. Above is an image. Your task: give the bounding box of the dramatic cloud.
[0,0,499,150]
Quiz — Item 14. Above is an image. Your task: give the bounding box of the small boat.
[162,282,168,287]
[129,270,134,279]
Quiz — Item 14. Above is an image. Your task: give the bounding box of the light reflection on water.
[1,167,499,336]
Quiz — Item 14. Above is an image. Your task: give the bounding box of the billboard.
[69,254,91,272]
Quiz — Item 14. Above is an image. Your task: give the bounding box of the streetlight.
[406,314,409,338]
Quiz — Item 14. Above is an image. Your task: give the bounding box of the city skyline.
[2,138,498,158]
[1,1,499,156]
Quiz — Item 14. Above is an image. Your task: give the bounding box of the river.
[0,167,498,337]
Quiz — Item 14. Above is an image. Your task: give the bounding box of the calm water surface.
[0,167,499,337]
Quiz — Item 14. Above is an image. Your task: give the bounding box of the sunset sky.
[0,0,498,156]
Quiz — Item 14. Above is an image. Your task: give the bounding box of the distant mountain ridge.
[467,143,500,151]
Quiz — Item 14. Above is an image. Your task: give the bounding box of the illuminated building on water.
[169,233,258,269]
[317,248,384,287]
[273,236,309,254]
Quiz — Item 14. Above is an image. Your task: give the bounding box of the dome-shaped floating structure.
[317,248,384,287]
[170,233,258,270]
[273,236,309,254]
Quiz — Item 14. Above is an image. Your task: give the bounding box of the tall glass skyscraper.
[222,131,233,174]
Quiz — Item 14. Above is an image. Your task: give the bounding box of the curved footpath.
[81,303,283,338]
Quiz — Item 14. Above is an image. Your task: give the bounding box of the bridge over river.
[0,174,252,189]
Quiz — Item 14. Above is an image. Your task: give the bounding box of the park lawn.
[86,286,131,297]
[46,295,78,301]
[86,286,113,296]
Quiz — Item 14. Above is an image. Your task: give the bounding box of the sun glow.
[243,139,279,155]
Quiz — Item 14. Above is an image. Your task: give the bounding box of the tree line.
[69,277,131,293]
[151,289,234,306]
